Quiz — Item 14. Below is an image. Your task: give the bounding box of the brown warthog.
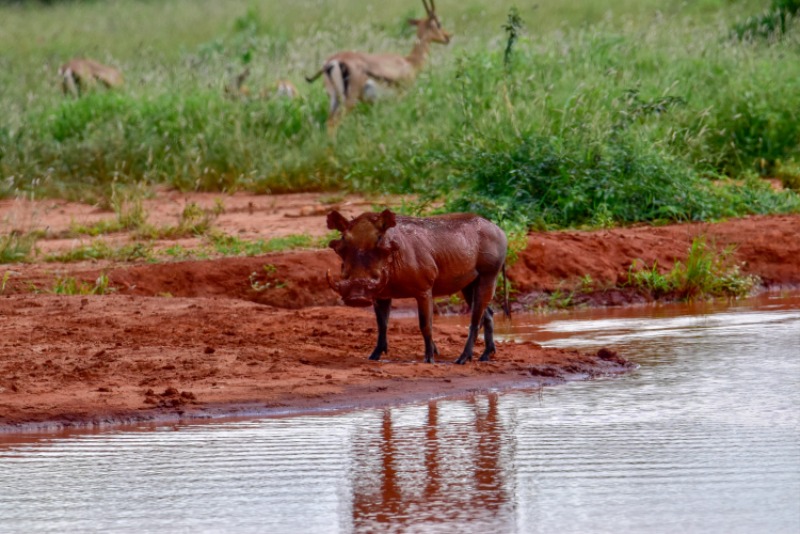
[326,209,508,364]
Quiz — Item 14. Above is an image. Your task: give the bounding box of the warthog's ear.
[376,209,397,233]
[327,210,348,232]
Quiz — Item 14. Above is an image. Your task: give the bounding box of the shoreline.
[0,293,635,435]
[2,212,798,436]
[0,368,628,437]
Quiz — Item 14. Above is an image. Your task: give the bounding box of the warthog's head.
[326,209,398,307]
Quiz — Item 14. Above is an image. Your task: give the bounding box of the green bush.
[733,0,799,40]
[1,0,798,231]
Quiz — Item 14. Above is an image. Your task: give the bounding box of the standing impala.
[58,58,124,98]
[306,0,451,130]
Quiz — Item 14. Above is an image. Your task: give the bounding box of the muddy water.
[1,295,799,534]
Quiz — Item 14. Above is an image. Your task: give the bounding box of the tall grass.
[0,0,798,230]
[627,236,760,300]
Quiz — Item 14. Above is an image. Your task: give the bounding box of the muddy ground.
[1,193,798,432]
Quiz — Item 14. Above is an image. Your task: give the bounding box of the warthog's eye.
[329,238,345,256]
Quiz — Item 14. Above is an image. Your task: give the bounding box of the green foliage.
[691,82,800,176]
[69,186,150,236]
[1,0,797,231]
[45,241,153,263]
[502,7,525,69]
[627,236,760,300]
[207,232,315,256]
[45,231,328,265]
[628,260,672,296]
[51,273,114,295]
[249,263,286,291]
[547,287,575,310]
[0,232,37,263]
[776,160,800,191]
[429,134,792,229]
[732,0,799,40]
[165,201,217,237]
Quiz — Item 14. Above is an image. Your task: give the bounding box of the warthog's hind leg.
[456,275,497,365]
[417,293,439,363]
[478,307,496,362]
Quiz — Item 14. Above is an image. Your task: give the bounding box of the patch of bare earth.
[1,192,798,432]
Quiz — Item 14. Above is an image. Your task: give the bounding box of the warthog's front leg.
[369,298,392,361]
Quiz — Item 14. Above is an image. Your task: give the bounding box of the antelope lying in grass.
[225,68,298,100]
[58,58,124,97]
[306,0,450,130]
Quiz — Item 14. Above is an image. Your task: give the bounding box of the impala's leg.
[369,298,392,361]
[62,70,78,97]
[362,78,378,103]
[324,86,342,132]
[456,274,497,365]
[417,292,438,363]
[344,69,365,112]
[323,62,345,132]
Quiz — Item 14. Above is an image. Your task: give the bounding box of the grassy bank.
[1,0,798,229]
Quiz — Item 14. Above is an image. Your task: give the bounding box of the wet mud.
[1,193,798,432]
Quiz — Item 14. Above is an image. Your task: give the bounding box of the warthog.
[326,209,508,364]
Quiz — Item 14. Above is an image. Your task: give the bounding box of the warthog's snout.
[327,269,386,307]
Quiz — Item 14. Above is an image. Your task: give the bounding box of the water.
[1,295,799,534]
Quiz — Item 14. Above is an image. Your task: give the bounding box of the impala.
[58,58,124,97]
[306,0,450,130]
[225,68,298,100]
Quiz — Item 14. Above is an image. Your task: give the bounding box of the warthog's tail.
[502,262,511,318]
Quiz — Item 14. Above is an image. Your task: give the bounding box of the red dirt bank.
[1,204,798,433]
[0,296,630,431]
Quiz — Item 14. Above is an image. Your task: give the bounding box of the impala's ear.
[408,18,421,26]
[326,210,349,232]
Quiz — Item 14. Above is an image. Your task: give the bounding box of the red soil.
[1,192,798,432]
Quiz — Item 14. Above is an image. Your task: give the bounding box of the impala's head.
[410,0,451,45]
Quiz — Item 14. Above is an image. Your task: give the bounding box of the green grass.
[45,241,154,263]
[207,233,319,256]
[249,263,286,291]
[0,0,798,232]
[51,273,114,295]
[627,236,760,300]
[0,231,38,263]
[732,0,800,40]
[38,232,324,264]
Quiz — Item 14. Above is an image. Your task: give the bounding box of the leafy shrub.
[627,237,760,300]
[733,0,799,40]
[425,133,800,230]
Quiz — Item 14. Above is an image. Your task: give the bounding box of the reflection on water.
[1,294,799,533]
[351,396,515,533]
